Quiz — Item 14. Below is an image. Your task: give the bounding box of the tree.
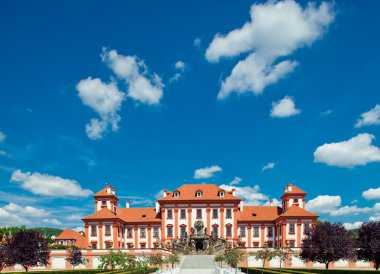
[357,221,380,270]
[299,222,355,269]
[274,245,292,274]
[98,250,130,270]
[66,247,87,269]
[225,248,245,274]
[6,230,50,272]
[165,253,180,269]
[149,254,164,271]
[252,244,276,274]
[214,254,225,268]
[0,243,9,272]
[134,256,150,274]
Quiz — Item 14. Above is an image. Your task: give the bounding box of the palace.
[81,183,318,252]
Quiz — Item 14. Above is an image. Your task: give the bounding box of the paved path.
[180,255,215,274]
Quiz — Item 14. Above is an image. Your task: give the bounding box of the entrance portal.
[195,241,203,251]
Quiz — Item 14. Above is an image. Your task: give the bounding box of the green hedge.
[3,268,156,274]
[240,268,376,274]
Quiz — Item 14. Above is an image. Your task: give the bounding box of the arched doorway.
[195,241,203,251]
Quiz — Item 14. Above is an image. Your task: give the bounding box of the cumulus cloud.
[330,205,372,216]
[0,131,5,143]
[101,48,164,105]
[43,218,62,226]
[220,184,269,205]
[343,222,363,230]
[262,162,276,171]
[0,208,30,226]
[3,203,48,218]
[369,216,380,221]
[355,104,380,128]
[76,77,125,140]
[314,133,380,168]
[270,96,300,118]
[194,165,222,179]
[11,170,93,197]
[362,187,380,200]
[205,0,334,99]
[306,195,341,213]
[0,202,50,226]
[229,177,242,185]
[170,61,187,83]
[194,37,202,48]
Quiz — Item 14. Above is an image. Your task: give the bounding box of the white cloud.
[229,177,242,185]
[101,48,164,105]
[262,162,276,171]
[314,133,380,168]
[362,187,380,200]
[369,216,380,221]
[3,203,48,218]
[0,131,5,143]
[170,61,187,83]
[65,214,83,221]
[343,222,363,230]
[193,37,202,48]
[154,190,164,200]
[43,218,62,226]
[306,195,341,213]
[194,165,222,179]
[220,184,269,205]
[73,226,84,232]
[355,104,380,128]
[321,109,332,115]
[330,205,372,216]
[11,169,93,197]
[270,96,301,118]
[206,0,334,99]
[263,198,282,207]
[76,77,125,140]
[374,203,380,212]
[0,208,30,226]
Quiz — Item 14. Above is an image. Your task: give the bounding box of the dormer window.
[173,191,180,198]
[218,191,225,197]
[196,191,203,197]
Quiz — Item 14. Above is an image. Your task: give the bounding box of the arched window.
[180,224,187,237]
[212,224,219,237]
[196,190,203,197]
[218,191,225,197]
[173,191,180,198]
[166,225,173,237]
[226,224,232,237]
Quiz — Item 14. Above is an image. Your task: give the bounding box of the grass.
[3,268,157,273]
[240,268,377,274]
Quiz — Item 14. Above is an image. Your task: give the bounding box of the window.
[153,227,159,237]
[105,225,111,235]
[289,241,295,248]
[141,243,146,248]
[180,226,186,237]
[180,209,186,219]
[213,209,218,219]
[140,228,146,238]
[267,242,273,248]
[127,228,133,238]
[91,225,97,236]
[102,201,106,206]
[226,209,232,219]
[289,223,295,234]
[173,192,180,198]
[167,209,173,219]
[226,226,232,237]
[105,242,112,249]
[167,226,173,237]
[197,209,202,219]
[253,242,259,247]
[304,224,310,234]
[240,227,246,237]
[196,191,202,197]
[267,227,273,237]
[219,191,225,197]
[253,227,259,237]
[212,226,218,236]
[91,243,97,249]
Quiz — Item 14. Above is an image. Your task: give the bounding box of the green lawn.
[240,268,377,274]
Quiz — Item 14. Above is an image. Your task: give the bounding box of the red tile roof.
[281,184,306,196]
[82,208,118,220]
[158,184,240,202]
[118,208,161,223]
[278,205,318,218]
[93,186,118,200]
[55,229,87,248]
[238,206,282,222]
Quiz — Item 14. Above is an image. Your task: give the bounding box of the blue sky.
[1,0,380,230]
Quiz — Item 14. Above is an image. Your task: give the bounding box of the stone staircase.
[180,255,216,274]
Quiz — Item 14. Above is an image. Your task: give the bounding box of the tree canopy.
[357,221,380,270]
[299,222,355,269]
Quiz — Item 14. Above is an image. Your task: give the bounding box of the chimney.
[125,200,130,208]
[155,201,160,213]
[163,190,168,198]
[269,199,273,206]
[231,188,236,196]
[106,185,111,194]
[240,201,244,212]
